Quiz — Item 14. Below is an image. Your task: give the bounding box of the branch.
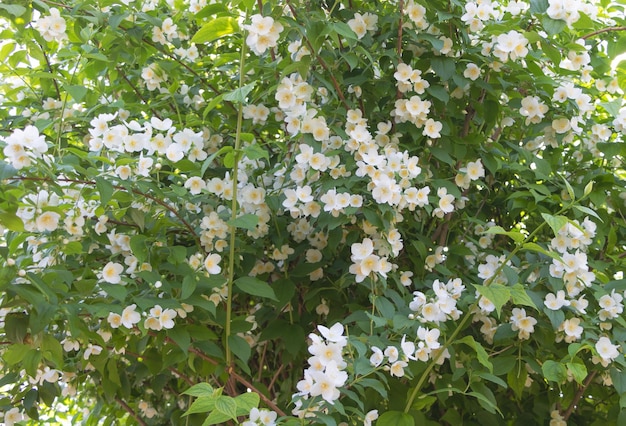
[582,26,626,40]
[395,0,404,102]
[562,370,598,421]
[115,397,147,426]
[116,68,163,120]
[37,41,61,99]
[284,0,351,111]
[187,346,287,417]
[9,176,202,248]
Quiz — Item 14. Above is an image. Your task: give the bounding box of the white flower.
[121,304,141,328]
[317,323,346,344]
[389,360,408,377]
[544,290,570,311]
[596,336,620,363]
[184,176,206,195]
[364,409,379,426]
[370,346,384,367]
[2,407,24,426]
[83,343,102,360]
[204,253,222,275]
[35,211,61,232]
[102,262,124,284]
[423,118,443,138]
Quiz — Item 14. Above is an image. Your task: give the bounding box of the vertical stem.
[225,34,247,369]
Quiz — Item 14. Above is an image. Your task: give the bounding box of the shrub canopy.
[1,0,626,425]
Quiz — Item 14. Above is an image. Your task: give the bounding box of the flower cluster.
[33,8,67,42]
[409,278,465,324]
[243,407,278,426]
[244,14,284,56]
[346,12,378,39]
[509,307,537,340]
[107,303,187,332]
[294,323,348,411]
[1,125,49,170]
[349,238,393,283]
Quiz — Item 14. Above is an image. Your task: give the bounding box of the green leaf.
[0,4,27,16]
[227,213,259,231]
[234,392,259,414]
[107,358,121,387]
[41,334,64,368]
[129,235,149,263]
[194,3,228,19]
[510,284,536,309]
[473,283,510,318]
[223,150,236,168]
[192,16,239,44]
[184,395,216,416]
[457,335,493,372]
[0,210,24,232]
[95,176,115,207]
[541,213,568,236]
[566,362,587,385]
[243,143,269,162]
[573,205,602,221]
[544,307,565,329]
[181,275,197,300]
[63,241,83,255]
[529,0,548,14]
[167,327,191,354]
[426,85,449,103]
[523,242,563,262]
[560,174,575,201]
[507,362,527,400]
[431,57,455,81]
[228,334,251,364]
[542,16,566,36]
[542,360,567,383]
[2,343,31,365]
[99,283,128,301]
[468,390,502,415]
[214,395,237,420]
[4,312,29,343]
[483,226,525,243]
[201,145,233,177]
[332,22,357,40]
[412,395,437,411]
[203,93,225,118]
[430,146,455,165]
[234,276,278,301]
[611,368,626,394]
[377,411,414,426]
[203,410,233,426]
[0,161,18,179]
[183,383,216,397]
[66,85,88,102]
[223,82,256,104]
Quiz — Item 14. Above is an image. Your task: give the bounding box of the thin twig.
[116,68,163,120]
[581,26,626,40]
[563,370,598,420]
[395,0,404,102]
[257,343,268,382]
[169,367,195,386]
[37,41,61,99]
[187,346,287,416]
[9,176,201,248]
[285,0,351,110]
[115,397,148,426]
[267,363,285,393]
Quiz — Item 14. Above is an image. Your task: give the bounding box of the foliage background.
[1,0,626,425]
